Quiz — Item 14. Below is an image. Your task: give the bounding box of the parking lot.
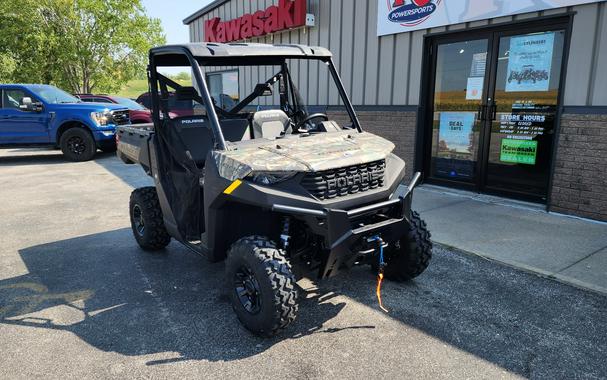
[1,148,606,379]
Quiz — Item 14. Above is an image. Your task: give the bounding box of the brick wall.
[550,113,607,221]
[327,110,418,180]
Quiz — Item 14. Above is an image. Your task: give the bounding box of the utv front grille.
[111,110,130,125]
[301,159,386,200]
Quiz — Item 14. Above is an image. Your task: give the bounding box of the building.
[184,0,607,222]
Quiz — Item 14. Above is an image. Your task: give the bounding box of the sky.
[141,0,214,74]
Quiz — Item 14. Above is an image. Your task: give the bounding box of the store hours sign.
[377,0,605,36]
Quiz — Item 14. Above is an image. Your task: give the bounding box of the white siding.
[188,1,607,107]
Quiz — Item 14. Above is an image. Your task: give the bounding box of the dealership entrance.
[422,19,569,202]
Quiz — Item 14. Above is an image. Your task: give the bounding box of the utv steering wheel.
[295,113,329,132]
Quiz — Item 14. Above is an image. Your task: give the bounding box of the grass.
[116,78,192,99]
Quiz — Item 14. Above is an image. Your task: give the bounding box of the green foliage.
[0,0,165,93]
[170,72,192,82]
[0,53,17,82]
[117,78,191,99]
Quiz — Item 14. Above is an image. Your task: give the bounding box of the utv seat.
[173,117,213,168]
[251,110,291,139]
[219,119,251,142]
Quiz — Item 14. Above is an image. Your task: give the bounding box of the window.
[113,97,146,110]
[93,98,113,103]
[138,94,151,109]
[32,85,79,104]
[206,70,239,110]
[2,89,29,110]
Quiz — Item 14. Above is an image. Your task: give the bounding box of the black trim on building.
[183,0,230,25]
[561,106,607,114]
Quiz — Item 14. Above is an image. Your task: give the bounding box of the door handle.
[477,104,488,121]
[490,101,497,121]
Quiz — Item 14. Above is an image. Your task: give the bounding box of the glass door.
[428,38,490,185]
[483,30,566,200]
[424,20,568,202]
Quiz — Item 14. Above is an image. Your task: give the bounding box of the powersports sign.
[377,0,605,36]
[205,0,306,43]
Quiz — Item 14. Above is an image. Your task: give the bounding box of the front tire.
[60,127,96,161]
[225,236,299,337]
[129,187,171,251]
[379,211,432,281]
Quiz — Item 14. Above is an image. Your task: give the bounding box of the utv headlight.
[246,171,297,185]
[91,111,111,126]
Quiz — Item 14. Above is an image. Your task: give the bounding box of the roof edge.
[183,0,230,25]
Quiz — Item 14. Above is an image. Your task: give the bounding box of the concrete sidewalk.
[413,185,607,295]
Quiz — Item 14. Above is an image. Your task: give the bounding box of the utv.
[117,43,432,336]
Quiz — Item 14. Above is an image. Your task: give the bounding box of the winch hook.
[368,235,389,313]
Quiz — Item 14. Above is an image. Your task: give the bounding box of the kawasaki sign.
[205,0,306,43]
[378,0,605,36]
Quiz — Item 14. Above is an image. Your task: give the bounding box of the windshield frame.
[149,47,362,151]
[33,85,81,104]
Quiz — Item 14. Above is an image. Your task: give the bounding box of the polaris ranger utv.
[117,43,432,336]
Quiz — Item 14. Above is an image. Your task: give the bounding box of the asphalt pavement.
[0,148,606,379]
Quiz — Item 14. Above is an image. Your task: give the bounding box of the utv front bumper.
[272,172,422,278]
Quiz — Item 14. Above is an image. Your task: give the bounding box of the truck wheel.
[225,236,299,337]
[378,211,432,281]
[60,127,96,161]
[129,187,171,251]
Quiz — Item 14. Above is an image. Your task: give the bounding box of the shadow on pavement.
[0,150,66,166]
[93,153,153,189]
[0,149,116,167]
[1,229,605,377]
[0,228,360,363]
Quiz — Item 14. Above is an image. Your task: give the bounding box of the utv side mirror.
[19,97,43,112]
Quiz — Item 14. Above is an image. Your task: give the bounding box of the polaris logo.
[326,170,381,191]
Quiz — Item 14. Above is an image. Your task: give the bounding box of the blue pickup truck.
[0,84,130,161]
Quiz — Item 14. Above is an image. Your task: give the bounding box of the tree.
[0,0,165,93]
[171,72,192,82]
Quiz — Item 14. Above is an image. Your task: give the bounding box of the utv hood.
[212,131,395,181]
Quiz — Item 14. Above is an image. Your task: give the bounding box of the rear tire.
[129,187,171,251]
[60,127,96,161]
[378,211,432,281]
[225,236,299,337]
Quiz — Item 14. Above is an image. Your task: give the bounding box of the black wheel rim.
[132,204,145,236]
[234,266,261,314]
[67,136,86,155]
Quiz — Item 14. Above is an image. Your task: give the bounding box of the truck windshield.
[34,85,81,104]
[114,96,146,110]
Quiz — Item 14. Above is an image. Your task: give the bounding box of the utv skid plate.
[273,172,422,278]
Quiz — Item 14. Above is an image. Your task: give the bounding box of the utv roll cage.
[147,43,363,150]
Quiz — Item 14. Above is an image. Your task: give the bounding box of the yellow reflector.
[223,179,242,195]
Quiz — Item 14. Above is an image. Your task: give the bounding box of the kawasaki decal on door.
[500,139,538,165]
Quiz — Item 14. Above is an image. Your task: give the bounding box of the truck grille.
[111,110,130,125]
[301,159,386,200]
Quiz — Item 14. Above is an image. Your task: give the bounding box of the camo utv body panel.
[212,131,395,181]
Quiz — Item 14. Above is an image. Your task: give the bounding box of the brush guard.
[273,172,422,278]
